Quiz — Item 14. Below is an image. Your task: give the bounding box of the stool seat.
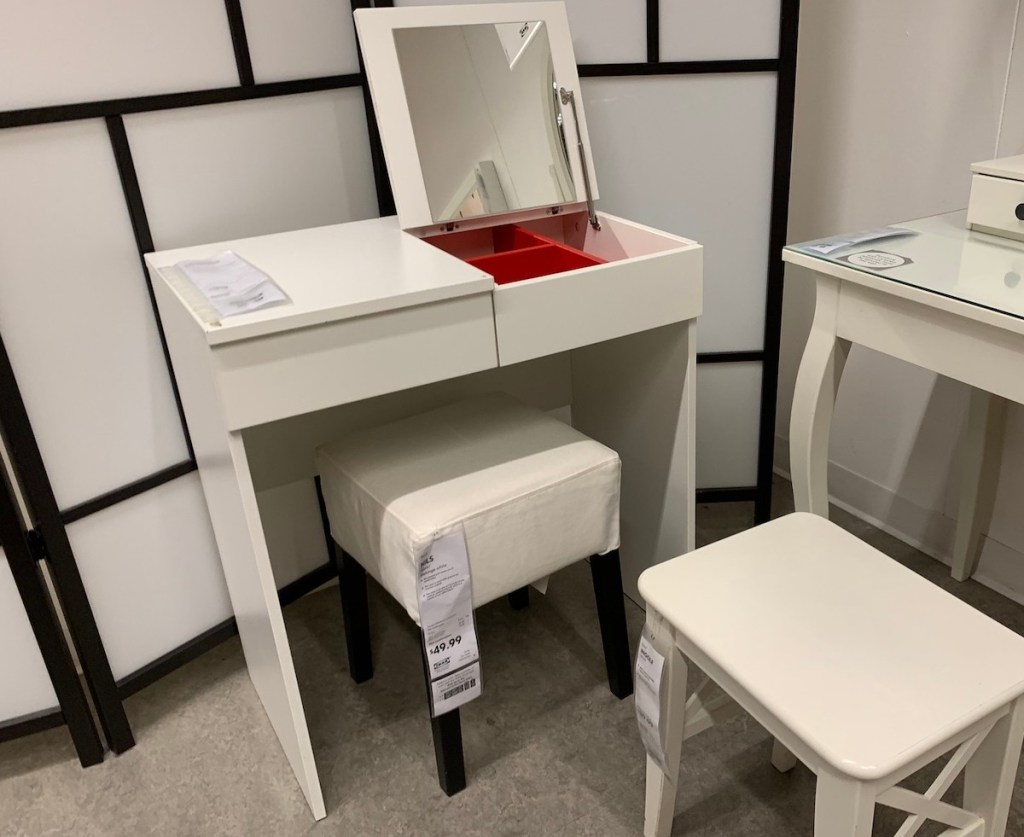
[639,513,1024,837]
[316,392,633,796]
[316,392,620,622]
[639,512,1024,780]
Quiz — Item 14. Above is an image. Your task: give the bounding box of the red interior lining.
[423,223,605,284]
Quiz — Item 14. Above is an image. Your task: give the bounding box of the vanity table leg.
[215,433,327,818]
[790,275,849,517]
[569,321,696,603]
[952,389,1007,582]
[154,282,326,819]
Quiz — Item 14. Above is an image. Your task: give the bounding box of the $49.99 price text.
[429,635,462,655]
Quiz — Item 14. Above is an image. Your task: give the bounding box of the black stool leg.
[339,551,373,683]
[590,549,633,699]
[315,476,374,683]
[421,648,466,796]
[508,585,530,610]
[430,710,466,797]
[314,475,334,562]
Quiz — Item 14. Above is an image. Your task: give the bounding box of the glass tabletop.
[785,210,1024,321]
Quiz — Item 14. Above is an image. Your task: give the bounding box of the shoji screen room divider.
[0,0,798,749]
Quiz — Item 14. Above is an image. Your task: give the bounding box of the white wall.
[778,0,1024,601]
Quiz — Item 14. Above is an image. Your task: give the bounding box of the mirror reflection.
[394,22,575,223]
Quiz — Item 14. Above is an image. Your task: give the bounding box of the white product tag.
[797,226,916,256]
[417,530,481,716]
[635,633,668,773]
[176,250,289,318]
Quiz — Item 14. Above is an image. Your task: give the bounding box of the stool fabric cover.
[316,393,620,622]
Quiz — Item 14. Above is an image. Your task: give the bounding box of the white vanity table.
[145,2,702,818]
[785,210,1024,585]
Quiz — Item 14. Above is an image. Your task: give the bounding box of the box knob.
[1016,203,1024,221]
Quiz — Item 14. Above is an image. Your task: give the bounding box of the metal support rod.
[559,87,601,231]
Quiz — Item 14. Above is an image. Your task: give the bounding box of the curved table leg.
[790,274,849,517]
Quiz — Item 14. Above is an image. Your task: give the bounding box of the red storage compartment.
[468,244,604,284]
[493,226,549,253]
[423,223,605,284]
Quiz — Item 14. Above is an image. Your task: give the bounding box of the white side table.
[784,211,1024,582]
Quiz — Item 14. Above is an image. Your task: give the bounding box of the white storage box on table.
[354,1,702,367]
[967,154,1024,241]
[316,392,620,621]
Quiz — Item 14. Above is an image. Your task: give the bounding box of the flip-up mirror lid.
[354,2,598,233]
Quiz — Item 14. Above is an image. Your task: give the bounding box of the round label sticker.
[844,250,908,269]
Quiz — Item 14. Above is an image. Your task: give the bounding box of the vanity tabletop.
[145,215,493,346]
[784,210,1024,322]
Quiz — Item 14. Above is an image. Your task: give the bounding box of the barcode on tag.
[443,678,477,700]
[431,661,482,716]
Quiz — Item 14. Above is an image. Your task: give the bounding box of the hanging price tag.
[635,632,668,772]
[417,529,482,716]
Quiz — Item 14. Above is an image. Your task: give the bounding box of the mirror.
[393,22,575,223]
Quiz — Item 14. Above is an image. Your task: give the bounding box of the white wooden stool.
[315,393,633,795]
[638,512,1024,837]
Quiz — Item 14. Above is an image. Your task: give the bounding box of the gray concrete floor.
[3,478,1024,835]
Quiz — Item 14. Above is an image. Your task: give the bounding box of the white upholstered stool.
[638,513,1024,837]
[315,393,633,795]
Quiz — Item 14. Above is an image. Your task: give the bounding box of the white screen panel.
[660,1,780,62]
[581,74,776,352]
[0,1,238,111]
[392,0,646,64]
[696,362,762,488]
[126,89,378,250]
[68,474,231,680]
[0,121,190,510]
[0,551,60,722]
[242,0,360,82]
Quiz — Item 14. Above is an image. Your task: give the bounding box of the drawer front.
[213,294,498,429]
[967,174,1024,241]
[493,245,702,366]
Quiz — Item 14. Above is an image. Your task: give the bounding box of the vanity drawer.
[493,214,703,366]
[211,293,498,429]
[967,174,1024,241]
